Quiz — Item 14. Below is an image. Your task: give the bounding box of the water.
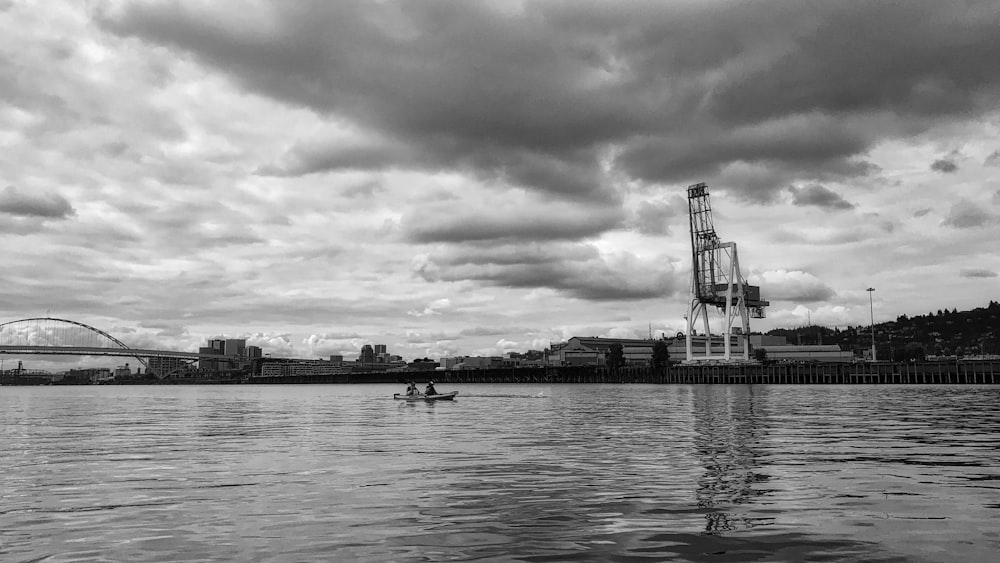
[1,384,998,562]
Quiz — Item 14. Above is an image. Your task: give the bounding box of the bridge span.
[0,317,237,377]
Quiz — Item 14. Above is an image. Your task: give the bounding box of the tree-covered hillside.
[765,300,1000,361]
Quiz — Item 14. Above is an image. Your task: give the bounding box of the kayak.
[393,391,459,401]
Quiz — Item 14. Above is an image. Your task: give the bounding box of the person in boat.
[425,381,438,396]
[405,381,419,396]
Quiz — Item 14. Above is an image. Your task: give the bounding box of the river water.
[1,384,998,562]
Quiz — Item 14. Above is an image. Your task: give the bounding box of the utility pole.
[867,287,876,361]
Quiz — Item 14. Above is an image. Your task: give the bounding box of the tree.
[652,340,670,371]
[753,347,768,363]
[903,342,926,362]
[525,349,544,361]
[606,343,625,372]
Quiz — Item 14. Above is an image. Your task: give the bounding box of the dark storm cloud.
[960,268,997,278]
[98,1,1000,202]
[789,184,854,210]
[630,195,687,235]
[403,204,624,243]
[930,159,958,173]
[708,4,1000,122]
[414,242,679,301]
[0,186,75,218]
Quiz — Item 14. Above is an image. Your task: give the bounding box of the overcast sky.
[2,1,999,367]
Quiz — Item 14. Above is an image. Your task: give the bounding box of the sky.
[2,0,999,369]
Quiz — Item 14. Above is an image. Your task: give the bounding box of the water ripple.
[1,384,998,562]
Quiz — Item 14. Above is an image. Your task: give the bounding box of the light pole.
[867,287,876,361]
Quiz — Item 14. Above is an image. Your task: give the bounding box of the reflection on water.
[1,384,998,562]
[693,386,771,535]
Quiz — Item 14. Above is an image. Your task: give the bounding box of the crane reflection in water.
[691,385,774,535]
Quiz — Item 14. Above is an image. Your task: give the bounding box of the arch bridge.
[0,317,235,378]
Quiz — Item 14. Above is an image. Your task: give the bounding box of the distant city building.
[198,346,222,371]
[359,344,375,364]
[374,344,387,355]
[247,346,263,360]
[224,339,246,358]
[198,338,248,371]
[329,354,344,363]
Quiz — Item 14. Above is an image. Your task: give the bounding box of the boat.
[393,391,459,401]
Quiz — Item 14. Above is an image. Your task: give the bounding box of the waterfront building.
[407,359,439,371]
[257,358,352,378]
[453,356,505,370]
[550,337,659,366]
[148,356,193,377]
[669,334,745,360]
[547,335,854,366]
[439,356,465,370]
[758,345,855,362]
[67,367,113,383]
[748,335,855,362]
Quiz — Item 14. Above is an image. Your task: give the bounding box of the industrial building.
[549,337,659,366]
[546,334,855,367]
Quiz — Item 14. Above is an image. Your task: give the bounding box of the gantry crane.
[686,182,769,361]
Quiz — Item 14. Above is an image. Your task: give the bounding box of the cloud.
[0,186,75,218]
[407,298,451,317]
[629,195,687,236]
[414,243,679,301]
[3,1,999,363]
[752,270,836,303]
[403,200,625,243]
[788,184,855,210]
[256,134,416,177]
[930,159,958,173]
[98,1,1000,201]
[942,200,996,228]
[302,333,369,358]
[244,333,297,357]
[985,150,1000,167]
[960,268,997,278]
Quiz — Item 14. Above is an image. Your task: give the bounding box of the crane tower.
[686,182,768,361]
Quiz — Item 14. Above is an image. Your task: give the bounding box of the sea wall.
[347,359,1000,385]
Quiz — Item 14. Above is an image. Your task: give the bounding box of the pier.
[250,359,1000,385]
